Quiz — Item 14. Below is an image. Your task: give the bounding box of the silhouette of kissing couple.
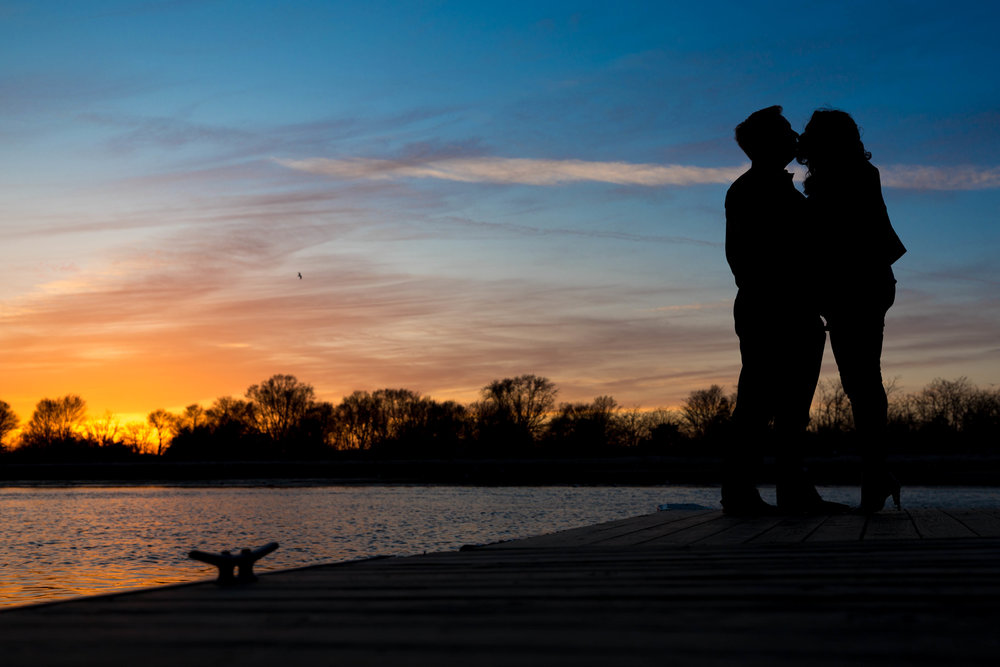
[723,106,906,516]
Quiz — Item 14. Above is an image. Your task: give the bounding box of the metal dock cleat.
[188,542,279,585]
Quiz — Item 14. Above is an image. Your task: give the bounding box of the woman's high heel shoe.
[858,470,901,514]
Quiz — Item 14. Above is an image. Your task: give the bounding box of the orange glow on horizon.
[4,351,712,446]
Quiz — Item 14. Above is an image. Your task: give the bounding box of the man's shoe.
[777,476,850,515]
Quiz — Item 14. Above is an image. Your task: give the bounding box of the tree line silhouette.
[0,373,997,463]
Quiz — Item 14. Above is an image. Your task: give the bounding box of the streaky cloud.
[275,156,747,187]
[435,215,720,247]
[277,157,1000,191]
[880,165,1000,190]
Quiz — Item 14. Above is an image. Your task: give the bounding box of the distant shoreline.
[2,455,998,486]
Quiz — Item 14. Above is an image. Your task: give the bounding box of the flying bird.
[298,272,302,279]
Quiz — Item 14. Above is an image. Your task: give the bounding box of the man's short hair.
[734,105,785,161]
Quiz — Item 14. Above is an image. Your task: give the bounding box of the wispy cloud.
[277,156,1000,190]
[274,156,747,187]
[880,165,1000,191]
[432,215,720,247]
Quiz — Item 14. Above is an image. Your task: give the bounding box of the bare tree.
[333,391,381,450]
[297,401,339,451]
[245,374,315,443]
[121,421,154,454]
[643,409,685,446]
[21,395,87,445]
[962,385,1000,435]
[86,410,121,446]
[0,400,17,450]
[478,374,558,439]
[811,379,853,431]
[913,377,975,430]
[612,407,681,448]
[175,404,207,433]
[547,395,618,450]
[681,385,734,438]
[206,396,254,432]
[907,377,1000,435]
[147,409,175,456]
[331,389,439,450]
[370,388,430,443]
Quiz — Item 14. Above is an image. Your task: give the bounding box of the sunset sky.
[2,1,999,425]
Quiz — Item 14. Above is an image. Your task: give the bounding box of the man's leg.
[773,318,848,513]
[774,316,826,471]
[722,314,778,515]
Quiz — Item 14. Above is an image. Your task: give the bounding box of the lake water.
[1,484,997,609]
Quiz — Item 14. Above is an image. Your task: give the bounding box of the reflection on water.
[1,484,996,608]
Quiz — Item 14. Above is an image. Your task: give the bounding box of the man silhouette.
[723,106,844,515]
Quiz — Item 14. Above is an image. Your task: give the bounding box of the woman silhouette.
[797,110,906,513]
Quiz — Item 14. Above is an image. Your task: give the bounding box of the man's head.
[734,105,798,168]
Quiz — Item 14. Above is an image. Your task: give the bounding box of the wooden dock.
[3,508,1000,665]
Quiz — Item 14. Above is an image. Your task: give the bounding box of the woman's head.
[797,109,871,169]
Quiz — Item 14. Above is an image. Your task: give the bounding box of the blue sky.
[2,0,999,422]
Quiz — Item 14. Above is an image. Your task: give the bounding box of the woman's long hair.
[797,109,872,196]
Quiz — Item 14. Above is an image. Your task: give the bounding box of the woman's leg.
[827,281,899,510]
[828,282,894,456]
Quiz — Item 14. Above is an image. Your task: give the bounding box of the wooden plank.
[747,514,830,544]
[803,513,866,542]
[862,510,920,540]
[477,512,661,549]
[626,515,740,546]
[908,509,978,539]
[593,511,724,546]
[945,509,1000,537]
[684,516,785,546]
[484,511,711,549]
